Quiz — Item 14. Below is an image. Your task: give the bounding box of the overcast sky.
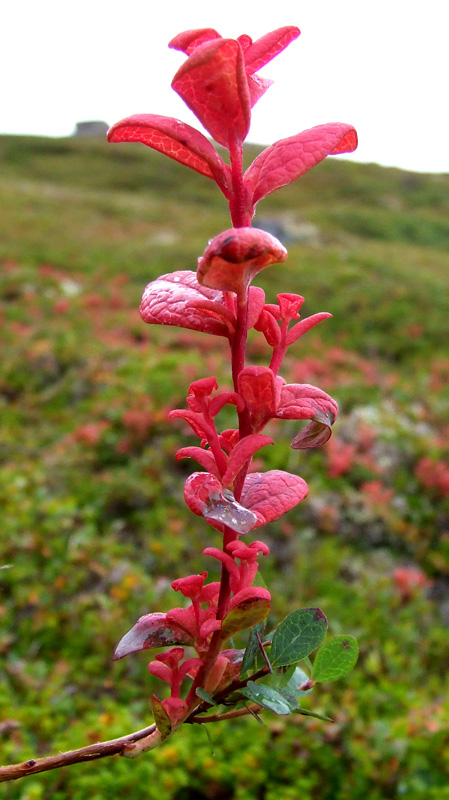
[2,1,448,174]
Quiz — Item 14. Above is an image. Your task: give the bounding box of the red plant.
[0,25,360,782]
[392,567,432,603]
[108,26,356,228]
[415,456,449,498]
[325,437,357,478]
[361,480,394,507]
[72,420,110,446]
[106,25,358,755]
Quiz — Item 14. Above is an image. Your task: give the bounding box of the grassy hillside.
[1,135,448,800]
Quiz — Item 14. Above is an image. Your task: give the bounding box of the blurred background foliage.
[0,135,448,799]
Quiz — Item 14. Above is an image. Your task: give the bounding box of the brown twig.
[1,665,272,782]
[190,703,262,723]
[0,723,156,783]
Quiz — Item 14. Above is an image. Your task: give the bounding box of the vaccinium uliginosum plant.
[108,26,359,756]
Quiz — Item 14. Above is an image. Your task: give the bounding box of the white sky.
[2,0,448,173]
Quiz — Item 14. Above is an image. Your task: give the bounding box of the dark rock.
[73,120,109,137]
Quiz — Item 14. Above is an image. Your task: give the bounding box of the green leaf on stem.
[221,595,270,638]
[271,608,328,667]
[196,687,218,706]
[276,687,300,710]
[312,636,359,683]
[240,621,266,677]
[151,695,172,740]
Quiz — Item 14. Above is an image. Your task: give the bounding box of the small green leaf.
[221,595,270,638]
[199,723,216,756]
[294,708,334,722]
[151,695,172,740]
[246,706,266,725]
[301,656,313,672]
[240,621,266,677]
[312,635,359,683]
[274,664,297,687]
[286,666,308,688]
[241,681,293,716]
[271,608,328,667]
[196,687,217,706]
[287,666,313,696]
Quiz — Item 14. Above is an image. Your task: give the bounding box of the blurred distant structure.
[73,120,109,137]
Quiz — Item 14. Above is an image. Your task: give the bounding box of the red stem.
[186,136,255,706]
[227,136,254,493]
[185,525,237,708]
[203,411,229,477]
[228,138,251,229]
[269,320,289,375]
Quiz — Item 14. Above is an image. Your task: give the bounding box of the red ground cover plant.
[415,456,449,498]
[1,24,359,782]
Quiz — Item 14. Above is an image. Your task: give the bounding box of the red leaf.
[172,572,208,599]
[161,697,188,727]
[241,470,308,528]
[112,612,193,660]
[175,446,222,480]
[169,28,221,55]
[222,433,273,487]
[165,607,198,640]
[247,286,266,329]
[275,293,304,322]
[188,376,218,400]
[254,309,281,347]
[237,34,252,51]
[244,26,300,74]
[246,74,273,108]
[184,473,258,534]
[107,115,230,194]
[208,391,245,417]
[285,312,332,345]
[184,473,223,517]
[169,410,211,441]
[172,38,251,149]
[187,298,236,335]
[148,661,172,683]
[245,123,358,206]
[276,383,338,422]
[230,586,271,607]
[290,410,336,449]
[197,228,287,295]
[140,271,233,339]
[216,649,244,690]
[276,384,338,448]
[238,366,282,430]
[221,588,271,637]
